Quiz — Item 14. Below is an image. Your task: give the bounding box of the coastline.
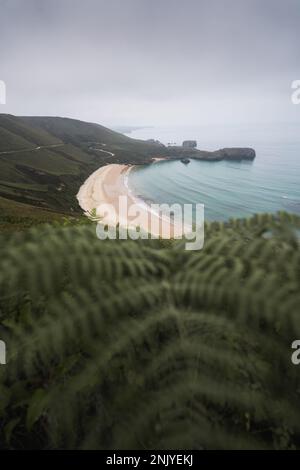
[76,163,191,238]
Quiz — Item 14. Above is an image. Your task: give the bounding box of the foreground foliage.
[0,212,300,449]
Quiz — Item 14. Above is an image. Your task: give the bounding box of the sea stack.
[182,140,197,149]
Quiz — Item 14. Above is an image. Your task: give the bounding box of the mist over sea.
[127,124,300,221]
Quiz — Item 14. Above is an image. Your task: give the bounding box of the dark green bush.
[0,212,300,449]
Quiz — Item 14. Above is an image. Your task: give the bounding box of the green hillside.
[23,116,138,146]
[0,114,163,218]
[0,196,90,232]
[0,114,61,152]
[23,116,166,163]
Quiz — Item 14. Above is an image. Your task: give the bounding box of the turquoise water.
[128,127,300,222]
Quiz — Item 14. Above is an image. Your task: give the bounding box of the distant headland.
[156,143,256,163]
[143,138,256,163]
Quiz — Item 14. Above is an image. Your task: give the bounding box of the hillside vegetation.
[0,212,299,449]
[0,114,164,217]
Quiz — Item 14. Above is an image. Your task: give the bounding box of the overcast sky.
[0,0,300,127]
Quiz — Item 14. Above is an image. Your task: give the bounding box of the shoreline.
[76,163,191,238]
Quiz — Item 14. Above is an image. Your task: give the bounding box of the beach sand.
[76,163,191,238]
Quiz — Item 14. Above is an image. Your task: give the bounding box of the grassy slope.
[0,195,63,232]
[0,114,62,151]
[0,114,163,221]
[0,195,89,232]
[23,116,165,163]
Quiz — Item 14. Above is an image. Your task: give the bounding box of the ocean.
[127,124,300,222]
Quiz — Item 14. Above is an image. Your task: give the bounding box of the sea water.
[127,124,300,222]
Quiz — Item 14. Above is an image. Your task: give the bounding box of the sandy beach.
[77,163,191,238]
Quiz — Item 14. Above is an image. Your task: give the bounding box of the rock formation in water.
[182,140,197,148]
[161,146,256,162]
